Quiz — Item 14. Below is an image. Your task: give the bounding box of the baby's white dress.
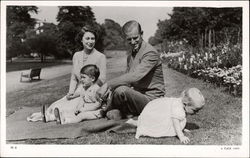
[136,97,186,138]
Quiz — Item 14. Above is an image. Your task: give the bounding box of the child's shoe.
[54,108,62,124]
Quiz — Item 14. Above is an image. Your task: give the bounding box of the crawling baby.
[126,87,205,144]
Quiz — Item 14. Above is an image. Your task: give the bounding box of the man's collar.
[131,40,146,57]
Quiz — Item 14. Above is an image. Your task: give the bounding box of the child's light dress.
[72,83,102,118]
[135,97,186,139]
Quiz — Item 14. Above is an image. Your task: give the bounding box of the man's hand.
[179,136,190,144]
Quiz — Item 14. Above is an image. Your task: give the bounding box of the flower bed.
[192,66,242,96]
[161,41,242,96]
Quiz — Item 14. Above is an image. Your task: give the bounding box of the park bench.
[20,68,42,82]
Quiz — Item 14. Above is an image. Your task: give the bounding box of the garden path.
[6,52,128,93]
[6,64,72,93]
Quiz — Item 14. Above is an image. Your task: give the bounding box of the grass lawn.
[6,63,242,145]
[6,59,71,72]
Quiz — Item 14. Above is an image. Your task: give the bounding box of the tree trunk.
[40,54,44,63]
[204,28,207,48]
[198,29,201,48]
[213,29,216,47]
[208,29,211,50]
[237,28,241,43]
[201,33,204,48]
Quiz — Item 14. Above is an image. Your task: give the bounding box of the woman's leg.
[45,96,67,122]
[45,96,80,122]
[63,110,101,124]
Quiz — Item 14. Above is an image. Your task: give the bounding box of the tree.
[56,6,104,55]
[7,41,31,62]
[153,7,242,47]
[148,36,162,46]
[102,19,127,50]
[6,6,38,60]
[25,22,64,61]
[27,33,57,62]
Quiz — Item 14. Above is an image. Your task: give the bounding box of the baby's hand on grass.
[180,136,190,144]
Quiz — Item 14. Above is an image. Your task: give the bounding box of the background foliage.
[102,19,128,50]
[149,7,242,47]
[6,6,127,62]
[7,6,242,63]
[7,6,38,61]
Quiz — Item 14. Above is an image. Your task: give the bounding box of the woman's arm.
[172,118,190,144]
[68,54,78,94]
[96,55,107,86]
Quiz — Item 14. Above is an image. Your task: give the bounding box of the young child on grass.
[54,64,103,124]
[126,87,205,144]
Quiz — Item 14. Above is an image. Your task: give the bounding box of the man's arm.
[172,118,190,144]
[107,51,159,89]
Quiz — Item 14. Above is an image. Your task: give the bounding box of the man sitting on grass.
[97,20,165,119]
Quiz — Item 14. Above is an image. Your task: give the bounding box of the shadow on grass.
[185,122,200,130]
[7,60,71,72]
[20,79,43,83]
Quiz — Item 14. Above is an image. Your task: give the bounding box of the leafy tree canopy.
[150,7,242,46]
[56,6,105,54]
[102,19,127,50]
[6,6,38,60]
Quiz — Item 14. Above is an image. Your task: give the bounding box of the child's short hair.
[182,88,205,108]
[80,64,100,82]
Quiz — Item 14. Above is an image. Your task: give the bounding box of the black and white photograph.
[1,1,249,157]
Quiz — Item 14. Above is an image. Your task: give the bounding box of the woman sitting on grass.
[27,25,106,122]
[126,87,205,144]
[54,64,103,124]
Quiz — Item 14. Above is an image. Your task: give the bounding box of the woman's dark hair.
[77,24,98,41]
[80,64,100,82]
[75,25,98,52]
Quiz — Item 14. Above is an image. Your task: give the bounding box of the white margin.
[1,1,249,157]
